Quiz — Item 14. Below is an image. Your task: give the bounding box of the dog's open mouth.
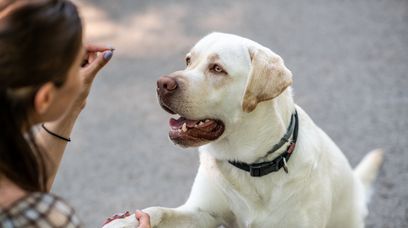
[159,101,224,147]
[168,115,225,147]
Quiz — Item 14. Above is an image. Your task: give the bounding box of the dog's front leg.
[143,206,221,228]
[144,161,232,228]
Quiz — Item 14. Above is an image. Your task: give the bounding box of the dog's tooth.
[194,124,198,128]
[199,121,204,126]
[182,123,187,132]
[177,129,182,132]
[205,119,210,123]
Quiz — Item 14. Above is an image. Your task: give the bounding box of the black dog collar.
[228,110,299,177]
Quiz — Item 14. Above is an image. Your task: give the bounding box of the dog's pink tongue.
[169,117,184,129]
[169,117,198,129]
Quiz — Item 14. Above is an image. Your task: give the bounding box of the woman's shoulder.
[0,192,81,227]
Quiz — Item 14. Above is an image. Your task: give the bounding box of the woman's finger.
[84,44,112,53]
[136,210,151,228]
[81,52,97,68]
[87,52,97,65]
[82,49,113,83]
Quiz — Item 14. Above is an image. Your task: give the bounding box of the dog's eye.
[210,64,226,74]
[186,56,191,66]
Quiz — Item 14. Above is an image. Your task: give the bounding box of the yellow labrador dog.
[103,33,383,228]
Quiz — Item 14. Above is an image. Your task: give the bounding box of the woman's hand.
[102,210,151,228]
[40,44,114,190]
[136,210,151,228]
[71,44,114,114]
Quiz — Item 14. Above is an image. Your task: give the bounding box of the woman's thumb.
[87,50,113,75]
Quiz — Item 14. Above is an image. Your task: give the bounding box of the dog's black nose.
[157,76,178,95]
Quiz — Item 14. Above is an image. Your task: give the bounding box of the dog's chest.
[200,151,313,227]
[215,162,303,227]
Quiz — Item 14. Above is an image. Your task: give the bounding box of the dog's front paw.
[142,207,166,227]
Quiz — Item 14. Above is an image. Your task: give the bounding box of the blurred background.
[52,0,408,227]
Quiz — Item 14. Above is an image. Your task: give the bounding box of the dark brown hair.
[0,0,83,192]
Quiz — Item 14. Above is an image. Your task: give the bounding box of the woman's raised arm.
[36,44,114,191]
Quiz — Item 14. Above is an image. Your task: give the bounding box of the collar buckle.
[249,159,281,177]
[249,166,262,177]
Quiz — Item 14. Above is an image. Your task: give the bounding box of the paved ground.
[53,0,408,227]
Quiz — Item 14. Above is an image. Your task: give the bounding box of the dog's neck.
[201,88,296,163]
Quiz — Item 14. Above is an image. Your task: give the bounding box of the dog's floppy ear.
[242,47,293,113]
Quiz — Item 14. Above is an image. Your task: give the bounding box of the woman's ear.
[34,82,56,115]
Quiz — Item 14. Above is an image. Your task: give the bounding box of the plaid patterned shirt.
[0,192,82,228]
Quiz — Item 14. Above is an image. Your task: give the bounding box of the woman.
[0,0,150,227]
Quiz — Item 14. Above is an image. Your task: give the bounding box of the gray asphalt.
[53,0,408,227]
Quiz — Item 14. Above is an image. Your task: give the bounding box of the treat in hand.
[102,211,139,228]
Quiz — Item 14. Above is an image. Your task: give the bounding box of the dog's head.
[157,32,292,147]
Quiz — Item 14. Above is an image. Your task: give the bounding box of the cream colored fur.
[103,32,383,228]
